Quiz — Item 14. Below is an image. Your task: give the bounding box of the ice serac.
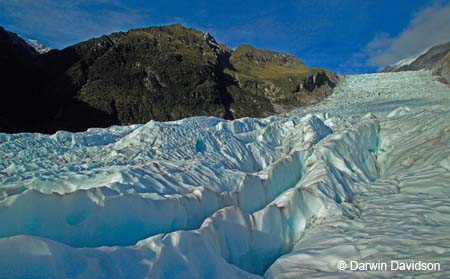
[265,71,450,279]
[0,114,333,248]
[1,70,450,278]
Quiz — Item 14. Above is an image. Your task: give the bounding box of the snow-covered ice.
[1,70,450,278]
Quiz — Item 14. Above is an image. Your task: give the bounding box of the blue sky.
[1,0,449,73]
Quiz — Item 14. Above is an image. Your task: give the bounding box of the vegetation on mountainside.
[0,24,337,133]
[228,45,337,107]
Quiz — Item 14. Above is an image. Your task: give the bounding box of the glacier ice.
[1,70,450,278]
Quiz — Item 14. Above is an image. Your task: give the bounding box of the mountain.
[229,45,336,112]
[26,39,51,54]
[380,54,422,72]
[433,50,450,84]
[0,26,44,132]
[382,41,450,84]
[0,25,337,133]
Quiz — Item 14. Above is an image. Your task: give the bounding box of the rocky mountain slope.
[433,50,450,84]
[0,25,337,134]
[0,27,43,132]
[382,41,450,84]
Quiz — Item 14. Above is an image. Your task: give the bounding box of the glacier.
[1,70,450,278]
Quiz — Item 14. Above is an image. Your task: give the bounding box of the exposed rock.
[0,24,337,133]
[229,45,337,111]
[404,41,450,72]
[382,41,450,85]
[433,51,450,84]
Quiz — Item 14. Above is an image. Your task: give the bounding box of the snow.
[26,39,51,54]
[385,56,416,71]
[1,70,450,278]
[384,47,431,71]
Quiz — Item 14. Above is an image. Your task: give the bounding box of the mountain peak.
[0,26,38,57]
[26,39,51,54]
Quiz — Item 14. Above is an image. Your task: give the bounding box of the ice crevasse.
[1,70,450,278]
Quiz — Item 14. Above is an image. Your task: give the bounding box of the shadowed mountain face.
[0,24,337,133]
[0,27,42,132]
[406,42,450,71]
[382,41,450,84]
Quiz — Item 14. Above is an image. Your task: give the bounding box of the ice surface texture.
[1,70,450,278]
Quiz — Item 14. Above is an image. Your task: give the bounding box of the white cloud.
[364,1,450,68]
